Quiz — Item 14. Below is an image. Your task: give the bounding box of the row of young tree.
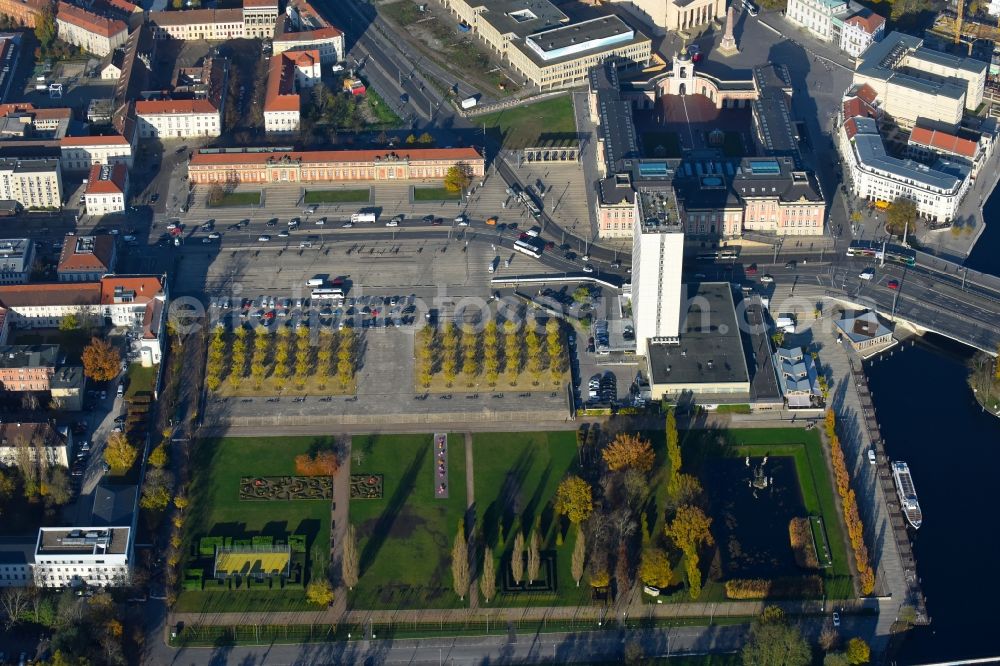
[205,326,358,392]
[824,409,875,596]
[416,319,566,389]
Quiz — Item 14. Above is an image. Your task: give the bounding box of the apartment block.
[0,344,58,392]
[0,158,62,209]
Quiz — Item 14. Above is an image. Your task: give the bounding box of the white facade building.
[55,1,128,57]
[272,27,344,63]
[60,134,133,172]
[839,12,885,58]
[631,188,684,357]
[840,115,969,222]
[135,100,221,138]
[83,162,128,216]
[33,527,131,588]
[0,158,62,209]
[0,275,168,366]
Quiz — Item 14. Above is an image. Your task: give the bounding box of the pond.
[701,456,806,579]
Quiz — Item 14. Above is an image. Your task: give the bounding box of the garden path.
[330,435,352,616]
[465,432,479,610]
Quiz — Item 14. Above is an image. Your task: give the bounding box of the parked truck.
[460,96,478,109]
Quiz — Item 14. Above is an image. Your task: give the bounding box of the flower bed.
[239,476,333,501]
[350,474,383,499]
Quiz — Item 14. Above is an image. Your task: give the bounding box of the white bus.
[513,239,543,259]
[311,287,344,300]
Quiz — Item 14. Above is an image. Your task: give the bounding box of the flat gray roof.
[0,344,59,369]
[474,0,568,38]
[37,527,129,556]
[850,117,962,192]
[647,283,750,387]
[911,45,987,76]
[856,32,976,101]
[0,238,33,272]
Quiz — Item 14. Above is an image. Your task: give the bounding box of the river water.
[866,184,1000,662]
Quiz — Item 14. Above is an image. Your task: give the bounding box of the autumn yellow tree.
[104,432,138,474]
[443,162,472,193]
[665,504,714,599]
[603,434,655,473]
[553,475,593,524]
[846,637,871,665]
[82,337,120,382]
[148,442,168,469]
[665,409,682,496]
[639,548,673,588]
[306,579,335,606]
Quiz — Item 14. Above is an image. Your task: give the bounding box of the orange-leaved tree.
[82,337,121,382]
[602,433,655,473]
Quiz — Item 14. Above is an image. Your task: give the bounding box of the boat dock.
[851,359,930,626]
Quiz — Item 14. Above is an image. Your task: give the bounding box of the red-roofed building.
[0,0,47,28]
[0,274,168,366]
[84,162,128,215]
[57,233,117,282]
[56,1,128,56]
[908,124,992,177]
[135,98,222,139]
[264,50,320,135]
[842,10,886,58]
[60,133,133,172]
[188,147,486,184]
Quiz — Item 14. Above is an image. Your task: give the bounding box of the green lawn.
[209,191,261,207]
[641,131,682,158]
[412,186,460,201]
[478,96,576,149]
[365,89,403,126]
[125,364,157,400]
[348,434,467,610]
[472,431,590,606]
[682,427,853,599]
[303,189,371,204]
[177,436,335,612]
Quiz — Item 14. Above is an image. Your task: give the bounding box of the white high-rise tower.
[631,187,684,357]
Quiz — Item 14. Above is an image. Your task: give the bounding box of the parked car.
[760,274,774,284]
[887,279,899,290]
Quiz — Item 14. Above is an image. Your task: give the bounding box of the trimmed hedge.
[725,576,824,600]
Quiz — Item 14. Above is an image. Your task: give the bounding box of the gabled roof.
[86,162,128,195]
[909,126,978,158]
[58,234,116,274]
[60,134,130,147]
[56,1,128,38]
[854,83,878,106]
[135,99,218,115]
[0,283,101,307]
[846,10,885,34]
[273,25,343,42]
[100,275,163,305]
[190,147,483,166]
[149,8,242,26]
